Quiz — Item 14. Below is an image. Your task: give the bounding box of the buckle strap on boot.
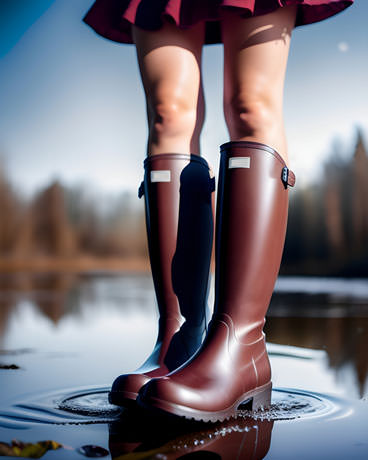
[138,181,144,198]
[281,166,296,188]
[220,141,296,189]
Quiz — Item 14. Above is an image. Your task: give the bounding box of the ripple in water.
[58,390,120,417]
[0,387,344,428]
[0,386,122,428]
[239,388,332,421]
[58,388,331,421]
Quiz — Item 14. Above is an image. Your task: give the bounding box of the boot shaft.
[141,153,215,343]
[215,141,295,341]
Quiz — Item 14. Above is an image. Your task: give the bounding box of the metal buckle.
[281,166,289,189]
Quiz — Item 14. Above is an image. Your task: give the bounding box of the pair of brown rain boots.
[109,141,295,422]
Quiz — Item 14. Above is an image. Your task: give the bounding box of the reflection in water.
[266,293,368,397]
[1,274,368,459]
[0,273,77,347]
[1,273,367,398]
[0,272,155,347]
[1,383,368,458]
[0,272,154,329]
[109,407,273,460]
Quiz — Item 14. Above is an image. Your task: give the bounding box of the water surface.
[1,273,367,458]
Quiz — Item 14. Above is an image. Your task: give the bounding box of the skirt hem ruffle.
[83,0,354,45]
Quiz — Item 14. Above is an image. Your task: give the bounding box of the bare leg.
[222,6,297,163]
[108,19,214,408]
[133,21,205,155]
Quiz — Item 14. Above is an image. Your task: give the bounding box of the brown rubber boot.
[137,141,295,421]
[109,153,215,406]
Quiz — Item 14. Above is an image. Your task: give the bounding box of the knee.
[224,92,280,139]
[149,96,198,140]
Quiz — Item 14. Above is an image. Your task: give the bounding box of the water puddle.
[1,274,367,457]
[58,389,121,417]
[240,388,333,420]
[0,386,122,429]
[0,386,349,428]
[58,387,339,422]
[1,386,367,458]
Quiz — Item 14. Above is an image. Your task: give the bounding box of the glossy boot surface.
[109,153,214,406]
[137,141,295,421]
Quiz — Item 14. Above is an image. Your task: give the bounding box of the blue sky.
[0,0,367,195]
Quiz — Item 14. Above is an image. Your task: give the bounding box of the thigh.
[133,21,205,123]
[221,6,297,115]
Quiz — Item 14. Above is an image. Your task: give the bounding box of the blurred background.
[0,3,368,444]
[0,0,367,275]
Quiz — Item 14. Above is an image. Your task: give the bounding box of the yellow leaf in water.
[0,439,63,458]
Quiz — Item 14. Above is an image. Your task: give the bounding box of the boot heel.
[251,383,272,411]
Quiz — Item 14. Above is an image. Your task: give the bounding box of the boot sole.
[108,390,138,408]
[137,381,272,423]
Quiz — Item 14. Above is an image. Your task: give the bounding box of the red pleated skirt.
[83,0,354,45]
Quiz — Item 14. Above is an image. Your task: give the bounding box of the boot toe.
[109,373,151,407]
[138,377,202,415]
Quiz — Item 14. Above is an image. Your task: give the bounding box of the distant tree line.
[281,130,368,276]
[0,174,147,260]
[0,129,367,276]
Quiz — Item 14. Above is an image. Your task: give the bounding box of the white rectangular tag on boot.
[228,157,251,169]
[150,170,171,182]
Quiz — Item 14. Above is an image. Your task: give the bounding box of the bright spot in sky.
[338,41,349,52]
